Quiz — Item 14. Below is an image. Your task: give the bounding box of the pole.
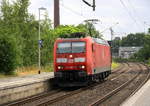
[93,0,95,11]
[110,27,114,59]
[54,0,60,28]
[110,27,114,43]
[144,21,146,33]
[38,7,46,74]
[89,23,92,36]
[38,9,41,74]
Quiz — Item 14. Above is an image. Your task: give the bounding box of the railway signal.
[38,7,46,74]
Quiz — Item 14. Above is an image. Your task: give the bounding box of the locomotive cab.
[54,39,89,87]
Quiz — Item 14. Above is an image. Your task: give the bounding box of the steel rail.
[125,64,150,98]
[89,63,149,106]
[37,82,100,106]
[5,89,61,106]
[37,63,130,106]
[111,63,129,74]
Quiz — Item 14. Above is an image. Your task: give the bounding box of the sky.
[28,0,150,40]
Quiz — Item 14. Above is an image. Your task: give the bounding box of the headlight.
[56,58,67,63]
[79,65,85,69]
[81,65,85,69]
[57,66,63,69]
[74,57,85,62]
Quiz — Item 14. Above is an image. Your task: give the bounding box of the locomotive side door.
[92,43,96,73]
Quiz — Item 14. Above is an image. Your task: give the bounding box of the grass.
[0,61,120,78]
[16,64,53,76]
[0,64,53,78]
[112,61,120,69]
[0,73,18,78]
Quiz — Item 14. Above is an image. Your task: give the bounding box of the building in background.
[119,47,143,59]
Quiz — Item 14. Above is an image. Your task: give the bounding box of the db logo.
[68,59,74,63]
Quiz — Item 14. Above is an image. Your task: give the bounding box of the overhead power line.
[119,0,142,30]
[127,0,144,26]
[60,3,87,19]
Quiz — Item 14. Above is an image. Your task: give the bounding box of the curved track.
[90,63,150,106]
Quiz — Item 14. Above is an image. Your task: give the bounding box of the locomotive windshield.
[57,41,85,53]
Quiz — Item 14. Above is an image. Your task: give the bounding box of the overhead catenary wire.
[60,2,103,30]
[119,0,142,30]
[59,1,124,36]
[127,0,145,27]
[60,2,87,19]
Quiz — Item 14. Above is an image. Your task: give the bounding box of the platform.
[0,72,54,105]
[121,79,150,106]
[0,72,54,89]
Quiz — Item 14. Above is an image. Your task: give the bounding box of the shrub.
[0,36,17,74]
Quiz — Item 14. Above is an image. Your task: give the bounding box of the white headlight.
[57,58,67,63]
[81,65,85,69]
[58,66,61,69]
[74,57,85,62]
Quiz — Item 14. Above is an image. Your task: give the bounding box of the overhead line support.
[82,0,96,11]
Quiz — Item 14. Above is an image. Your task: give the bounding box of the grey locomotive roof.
[57,38,83,40]
[57,37,109,46]
[93,38,109,46]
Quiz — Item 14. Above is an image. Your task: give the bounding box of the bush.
[0,36,17,74]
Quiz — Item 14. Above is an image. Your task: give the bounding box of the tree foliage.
[148,28,150,34]
[0,0,102,74]
[77,22,102,38]
[136,34,150,61]
[120,33,145,46]
[54,25,81,38]
[0,36,17,74]
[112,32,150,62]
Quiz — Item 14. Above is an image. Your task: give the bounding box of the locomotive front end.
[54,39,89,87]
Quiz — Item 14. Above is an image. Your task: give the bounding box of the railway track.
[5,89,62,106]
[5,63,149,106]
[89,63,150,106]
[5,63,126,106]
[5,81,104,106]
[109,63,131,80]
[37,83,100,106]
[36,63,131,106]
[46,63,142,106]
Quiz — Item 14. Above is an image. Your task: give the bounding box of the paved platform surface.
[0,72,54,89]
[121,79,150,106]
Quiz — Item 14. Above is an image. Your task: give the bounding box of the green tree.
[148,28,150,34]
[0,0,38,67]
[0,36,17,74]
[137,34,150,60]
[121,33,145,47]
[54,25,82,38]
[40,12,55,65]
[77,22,102,38]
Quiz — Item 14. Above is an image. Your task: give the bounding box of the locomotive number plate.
[68,59,74,63]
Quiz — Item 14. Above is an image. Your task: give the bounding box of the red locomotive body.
[53,36,111,87]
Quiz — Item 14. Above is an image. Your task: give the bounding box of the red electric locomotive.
[53,34,111,87]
